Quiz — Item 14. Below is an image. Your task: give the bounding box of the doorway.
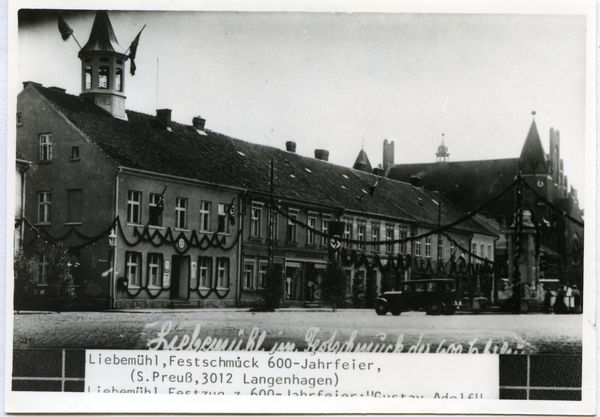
[170,255,190,300]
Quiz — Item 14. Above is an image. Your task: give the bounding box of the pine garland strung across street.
[519,177,584,227]
[442,232,495,264]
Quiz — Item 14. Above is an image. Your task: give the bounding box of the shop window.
[258,264,268,289]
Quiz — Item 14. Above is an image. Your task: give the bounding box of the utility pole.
[267,159,275,270]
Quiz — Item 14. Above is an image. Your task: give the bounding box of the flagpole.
[71,34,82,50]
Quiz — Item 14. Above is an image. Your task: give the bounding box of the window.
[115,68,123,92]
[67,189,82,223]
[472,243,477,257]
[70,146,80,160]
[386,226,394,253]
[488,245,492,260]
[84,66,92,90]
[17,113,22,127]
[287,211,298,243]
[357,223,366,250]
[450,240,455,254]
[36,252,48,284]
[399,229,407,254]
[480,244,485,258]
[438,236,443,259]
[39,134,52,161]
[321,217,330,246]
[307,216,317,245]
[425,237,432,257]
[258,264,268,289]
[127,191,142,224]
[175,197,187,229]
[251,206,262,238]
[372,224,380,252]
[37,191,51,224]
[98,66,109,89]
[343,222,352,248]
[199,201,211,232]
[126,252,142,286]
[218,203,229,234]
[149,193,163,227]
[198,257,212,288]
[148,253,162,287]
[244,263,255,290]
[217,258,229,288]
[415,239,422,256]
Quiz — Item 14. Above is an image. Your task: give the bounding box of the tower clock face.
[537,180,544,188]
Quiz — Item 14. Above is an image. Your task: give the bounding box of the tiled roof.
[388,158,519,215]
[30,84,493,236]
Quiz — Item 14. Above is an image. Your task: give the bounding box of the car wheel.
[391,310,401,316]
[443,307,456,316]
[427,302,442,316]
[375,300,388,316]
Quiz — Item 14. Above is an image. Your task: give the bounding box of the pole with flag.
[127,25,146,76]
[57,14,82,49]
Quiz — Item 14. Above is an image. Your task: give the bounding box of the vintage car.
[374,279,458,316]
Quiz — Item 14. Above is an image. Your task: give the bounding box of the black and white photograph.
[4,0,596,414]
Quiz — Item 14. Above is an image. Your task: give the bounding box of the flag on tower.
[58,15,73,41]
[128,25,146,76]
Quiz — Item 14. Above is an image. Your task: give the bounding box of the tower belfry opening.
[78,11,128,120]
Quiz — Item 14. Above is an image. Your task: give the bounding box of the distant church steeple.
[518,111,547,174]
[78,11,128,120]
[436,133,449,162]
[353,148,373,173]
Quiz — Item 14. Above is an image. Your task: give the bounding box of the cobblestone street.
[12,309,582,354]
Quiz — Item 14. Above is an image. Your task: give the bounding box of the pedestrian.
[572,285,581,314]
[553,285,567,314]
[543,285,553,314]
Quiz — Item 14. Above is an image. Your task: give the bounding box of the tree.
[364,271,378,309]
[13,252,39,310]
[352,272,364,308]
[321,262,346,312]
[44,243,77,311]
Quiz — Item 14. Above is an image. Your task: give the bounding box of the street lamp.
[108,228,117,309]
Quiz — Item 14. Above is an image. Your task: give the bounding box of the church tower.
[435,134,449,162]
[78,11,128,120]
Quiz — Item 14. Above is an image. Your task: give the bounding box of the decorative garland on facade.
[20,217,116,251]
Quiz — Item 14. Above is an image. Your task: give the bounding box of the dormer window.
[98,66,109,89]
[84,66,92,90]
[115,68,123,92]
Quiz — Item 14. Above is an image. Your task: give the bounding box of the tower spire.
[436,133,449,162]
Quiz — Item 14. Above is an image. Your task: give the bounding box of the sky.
[15,7,589,206]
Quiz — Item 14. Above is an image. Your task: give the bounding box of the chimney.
[193,116,206,131]
[157,109,172,128]
[410,176,422,187]
[373,167,385,176]
[315,149,329,161]
[286,141,296,153]
[48,86,66,93]
[22,81,42,90]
